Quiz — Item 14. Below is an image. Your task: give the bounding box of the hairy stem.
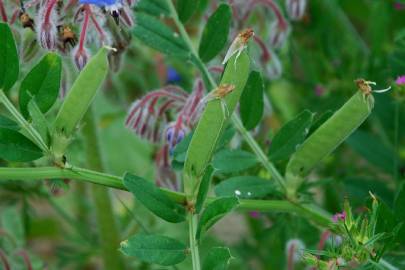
[0,90,49,154]
[81,107,124,270]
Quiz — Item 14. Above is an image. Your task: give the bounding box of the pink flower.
[72,46,90,70]
[126,80,206,190]
[395,75,405,85]
[314,84,325,96]
[394,2,405,10]
[36,0,58,50]
[332,211,346,222]
[249,211,260,219]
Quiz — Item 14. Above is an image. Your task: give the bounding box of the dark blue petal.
[79,0,117,6]
[167,67,181,83]
[166,127,174,142]
[176,130,185,144]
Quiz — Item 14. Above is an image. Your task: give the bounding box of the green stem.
[0,166,333,227]
[0,89,49,154]
[188,213,201,270]
[231,114,286,190]
[393,100,399,183]
[379,259,399,270]
[81,107,124,270]
[165,0,286,190]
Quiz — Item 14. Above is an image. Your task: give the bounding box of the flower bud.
[269,20,290,48]
[37,21,57,50]
[165,122,187,155]
[286,239,305,263]
[286,0,307,21]
[72,45,90,70]
[36,0,58,50]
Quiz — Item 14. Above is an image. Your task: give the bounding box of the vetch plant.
[0,1,404,270]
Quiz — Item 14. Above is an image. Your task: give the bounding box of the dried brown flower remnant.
[239,28,255,44]
[355,78,373,96]
[211,84,236,99]
[223,28,255,64]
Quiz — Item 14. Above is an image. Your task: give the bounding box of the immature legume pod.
[51,47,109,163]
[285,91,374,195]
[53,47,109,136]
[183,52,250,197]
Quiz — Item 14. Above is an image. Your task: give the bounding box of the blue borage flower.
[79,0,123,24]
[79,0,120,5]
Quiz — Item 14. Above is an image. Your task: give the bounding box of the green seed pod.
[285,91,374,197]
[183,52,250,197]
[51,47,109,164]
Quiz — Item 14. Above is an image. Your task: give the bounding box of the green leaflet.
[177,0,199,23]
[28,100,50,146]
[212,149,258,174]
[0,115,19,130]
[184,52,250,196]
[135,0,170,16]
[120,234,187,266]
[394,182,405,222]
[240,71,264,130]
[0,127,43,162]
[269,110,313,162]
[202,247,232,270]
[133,12,190,59]
[285,91,373,196]
[123,173,186,223]
[198,4,232,63]
[215,176,277,199]
[346,130,397,174]
[195,165,214,214]
[196,197,239,240]
[0,23,19,93]
[53,47,108,136]
[19,53,62,119]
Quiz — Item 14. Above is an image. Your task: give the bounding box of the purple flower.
[332,211,346,222]
[395,75,405,85]
[314,84,325,97]
[394,1,405,10]
[249,211,260,219]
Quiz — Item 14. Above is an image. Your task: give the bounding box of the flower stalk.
[81,107,125,270]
